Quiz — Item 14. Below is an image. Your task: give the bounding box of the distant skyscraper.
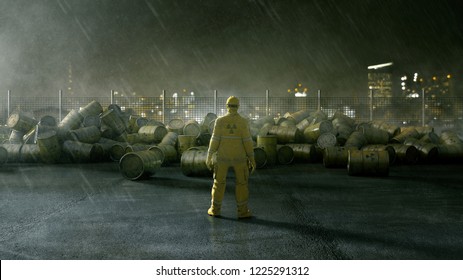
[367,62,393,99]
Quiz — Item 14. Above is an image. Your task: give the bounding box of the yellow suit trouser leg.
[210,162,229,214]
[233,161,250,215]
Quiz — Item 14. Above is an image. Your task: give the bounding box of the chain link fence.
[1,90,462,130]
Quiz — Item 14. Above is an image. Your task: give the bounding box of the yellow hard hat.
[226,96,240,107]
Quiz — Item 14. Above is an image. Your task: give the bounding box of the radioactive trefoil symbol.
[227,124,237,134]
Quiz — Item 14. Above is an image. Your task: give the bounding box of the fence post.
[369,89,373,121]
[422,88,425,126]
[59,89,63,122]
[162,90,166,124]
[213,90,218,115]
[317,89,321,111]
[7,90,11,119]
[266,89,269,116]
[110,89,114,104]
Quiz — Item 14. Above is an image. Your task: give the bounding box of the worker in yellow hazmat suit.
[206,96,256,218]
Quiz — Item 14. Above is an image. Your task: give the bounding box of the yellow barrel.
[180,147,213,177]
[68,126,101,144]
[119,150,162,180]
[177,135,198,156]
[0,144,22,163]
[257,135,277,166]
[439,131,462,145]
[316,132,337,149]
[348,150,389,176]
[7,113,38,133]
[138,125,168,143]
[19,144,42,163]
[78,100,103,119]
[37,130,61,164]
[0,146,8,165]
[403,138,439,162]
[167,118,185,135]
[63,140,104,163]
[370,121,400,139]
[183,120,202,137]
[100,109,126,136]
[391,127,420,143]
[9,129,24,144]
[269,125,303,144]
[389,144,419,164]
[360,126,389,145]
[303,120,333,143]
[109,143,129,162]
[295,118,312,132]
[149,145,178,165]
[286,144,317,162]
[160,132,178,146]
[286,109,311,124]
[323,146,357,168]
[253,147,267,168]
[277,145,294,165]
[344,131,368,149]
[361,144,396,165]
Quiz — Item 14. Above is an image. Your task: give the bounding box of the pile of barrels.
[1,103,462,179]
[0,100,218,180]
[250,109,463,176]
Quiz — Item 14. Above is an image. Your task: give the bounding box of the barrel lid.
[168,118,185,129]
[7,114,20,128]
[119,153,145,180]
[317,133,337,148]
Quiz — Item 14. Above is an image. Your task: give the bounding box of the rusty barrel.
[323,146,357,168]
[439,131,462,145]
[167,118,185,135]
[303,120,333,143]
[19,144,42,163]
[391,127,420,143]
[78,100,103,119]
[82,115,102,128]
[286,144,317,162]
[119,150,162,180]
[100,109,126,136]
[37,130,61,164]
[317,132,337,149]
[7,113,38,133]
[348,150,389,176]
[0,144,22,163]
[180,147,212,177]
[138,125,168,143]
[149,144,178,165]
[257,135,277,166]
[269,125,303,144]
[109,143,129,162]
[183,120,202,138]
[403,138,439,162]
[62,140,104,163]
[9,130,25,144]
[344,131,368,149]
[201,113,217,133]
[361,144,396,165]
[389,144,419,164]
[370,121,400,139]
[159,132,178,147]
[277,145,294,165]
[253,147,267,168]
[177,135,198,157]
[0,146,8,165]
[68,126,101,144]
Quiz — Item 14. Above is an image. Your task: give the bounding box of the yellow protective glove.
[206,154,214,171]
[248,157,256,174]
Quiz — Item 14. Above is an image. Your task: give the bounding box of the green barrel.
[323,146,358,168]
[109,143,129,162]
[277,145,294,165]
[159,132,178,147]
[0,144,22,163]
[100,109,126,136]
[180,147,213,177]
[37,130,62,164]
[389,144,419,164]
[391,127,420,143]
[149,144,178,165]
[0,146,8,165]
[68,126,101,144]
[138,125,168,144]
[7,113,38,133]
[344,131,368,149]
[19,144,42,163]
[119,150,162,180]
[177,135,198,157]
[303,120,333,143]
[316,132,337,149]
[269,125,303,144]
[361,144,396,165]
[286,144,317,163]
[348,150,389,176]
[253,147,267,168]
[62,140,104,163]
[167,118,185,135]
[183,120,201,137]
[78,100,103,119]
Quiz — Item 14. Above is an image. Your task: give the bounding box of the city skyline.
[0,0,462,97]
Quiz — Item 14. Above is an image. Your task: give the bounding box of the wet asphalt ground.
[0,161,462,260]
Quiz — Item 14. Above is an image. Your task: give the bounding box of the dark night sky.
[0,0,462,97]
